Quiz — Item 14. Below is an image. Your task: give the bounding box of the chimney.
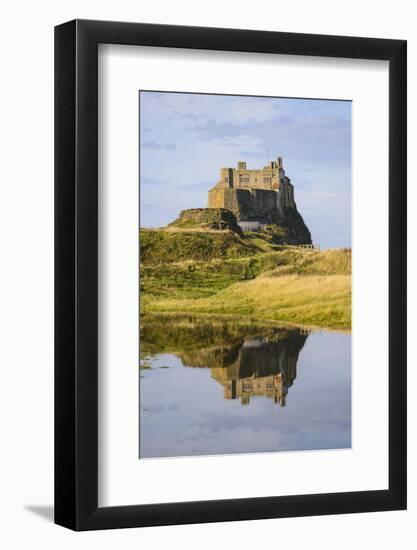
[237,161,247,170]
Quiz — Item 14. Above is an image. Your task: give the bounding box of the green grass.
[140,228,259,263]
[140,255,278,299]
[140,229,352,330]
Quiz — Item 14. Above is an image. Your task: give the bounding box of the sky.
[139,91,351,249]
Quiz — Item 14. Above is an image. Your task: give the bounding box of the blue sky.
[140,91,351,249]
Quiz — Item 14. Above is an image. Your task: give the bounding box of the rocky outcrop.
[277,207,312,245]
[207,186,311,245]
[169,208,244,237]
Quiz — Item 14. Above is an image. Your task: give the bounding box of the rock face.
[169,208,244,237]
[279,206,312,245]
[207,187,311,245]
[209,187,280,224]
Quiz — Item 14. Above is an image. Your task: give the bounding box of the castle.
[208,156,312,244]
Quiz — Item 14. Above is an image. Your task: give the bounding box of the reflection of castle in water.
[211,333,307,405]
[140,313,309,407]
[179,330,308,407]
[223,373,286,405]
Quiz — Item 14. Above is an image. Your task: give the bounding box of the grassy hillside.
[140,228,259,263]
[140,228,351,330]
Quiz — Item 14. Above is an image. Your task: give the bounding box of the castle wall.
[220,164,280,191]
[208,187,285,224]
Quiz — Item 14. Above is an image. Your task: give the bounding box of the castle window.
[240,177,250,183]
[224,177,228,182]
[263,177,271,183]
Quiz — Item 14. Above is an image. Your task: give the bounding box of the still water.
[139,314,351,458]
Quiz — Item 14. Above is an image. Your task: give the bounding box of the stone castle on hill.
[208,156,312,244]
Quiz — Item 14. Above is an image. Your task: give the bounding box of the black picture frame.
[55,19,407,531]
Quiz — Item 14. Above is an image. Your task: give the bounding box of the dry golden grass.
[142,273,351,330]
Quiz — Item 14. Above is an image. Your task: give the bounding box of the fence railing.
[237,221,268,232]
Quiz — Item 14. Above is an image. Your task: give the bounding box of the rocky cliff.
[169,207,244,237]
[207,187,312,245]
[278,206,312,245]
[168,205,311,246]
